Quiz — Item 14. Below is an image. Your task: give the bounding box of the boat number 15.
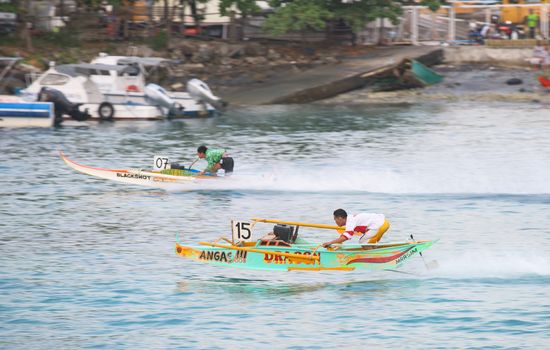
[232,220,252,241]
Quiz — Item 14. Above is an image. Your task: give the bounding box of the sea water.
[0,102,549,349]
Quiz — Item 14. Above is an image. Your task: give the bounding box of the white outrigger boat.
[60,152,221,189]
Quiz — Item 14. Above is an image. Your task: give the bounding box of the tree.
[264,0,332,36]
[420,0,442,12]
[189,0,209,30]
[20,0,33,51]
[262,0,443,36]
[219,0,262,41]
[219,0,260,18]
[263,0,401,35]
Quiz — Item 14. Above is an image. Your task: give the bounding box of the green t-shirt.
[527,13,539,28]
[205,148,226,171]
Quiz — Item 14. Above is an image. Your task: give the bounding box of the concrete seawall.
[221,46,444,105]
[443,47,532,67]
[221,45,536,106]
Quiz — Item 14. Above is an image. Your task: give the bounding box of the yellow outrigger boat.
[176,218,436,272]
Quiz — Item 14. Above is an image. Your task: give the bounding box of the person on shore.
[526,9,539,39]
[531,40,550,71]
[196,145,234,175]
[322,209,390,248]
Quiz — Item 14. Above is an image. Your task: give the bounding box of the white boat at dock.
[20,53,225,121]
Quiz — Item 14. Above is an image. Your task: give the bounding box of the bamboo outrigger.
[175,218,436,272]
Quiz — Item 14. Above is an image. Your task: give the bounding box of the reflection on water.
[176,274,424,298]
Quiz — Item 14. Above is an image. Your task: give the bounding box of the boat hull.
[175,240,434,272]
[77,102,164,120]
[96,92,217,120]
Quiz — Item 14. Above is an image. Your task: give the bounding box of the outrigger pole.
[410,234,439,270]
[251,218,345,233]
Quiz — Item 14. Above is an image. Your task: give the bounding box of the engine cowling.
[186,78,227,111]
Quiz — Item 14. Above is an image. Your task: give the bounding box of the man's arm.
[322,235,348,248]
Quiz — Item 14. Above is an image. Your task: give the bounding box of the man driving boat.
[322,209,390,248]
[196,145,234,175]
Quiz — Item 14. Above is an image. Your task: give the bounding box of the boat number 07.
[232,220,252,242]
[153,155,170,171]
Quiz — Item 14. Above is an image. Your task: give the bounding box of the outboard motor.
[37,87,90,125]
[186,78,228,111]
[170,162,186,170]
[144,83,183,117]
[273,224,297,244]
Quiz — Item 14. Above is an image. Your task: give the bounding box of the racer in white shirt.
[322,209,390,248]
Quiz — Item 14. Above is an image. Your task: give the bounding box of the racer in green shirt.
[196,145,234,175]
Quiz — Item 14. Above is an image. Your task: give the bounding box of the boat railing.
[24,72,42,89]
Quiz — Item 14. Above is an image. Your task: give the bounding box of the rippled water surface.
[1,102,549,349]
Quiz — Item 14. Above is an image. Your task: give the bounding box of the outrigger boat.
[176,218,436,272]
[60,151,220,189]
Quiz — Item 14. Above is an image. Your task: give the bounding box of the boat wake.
[422,250,550,279]
[165,165,550,195]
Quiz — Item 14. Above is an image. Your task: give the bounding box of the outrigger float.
[176,218,436,272]
[60,151,219,189]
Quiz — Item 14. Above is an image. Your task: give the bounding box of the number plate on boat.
[153,155,170,170]
[232,220,253,243]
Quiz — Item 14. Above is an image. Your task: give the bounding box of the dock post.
[541,5,549,39]
[448,3,456,43]
[411,6,419,45]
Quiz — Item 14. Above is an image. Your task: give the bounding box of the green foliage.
[219,0,261,17]
[264,0,333,35]
[81,0,122,7]
[0,34,19,45]
[420,0,442,12]
[148,30,168,51]
[264,0,406,35]
[0,3,18,13]
[332,0,403,31]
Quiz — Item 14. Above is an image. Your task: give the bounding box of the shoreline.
[319,63,550,105]
[2,43,548,105]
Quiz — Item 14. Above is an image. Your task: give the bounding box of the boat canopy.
[55,64,136,77]
[116,57,177,66]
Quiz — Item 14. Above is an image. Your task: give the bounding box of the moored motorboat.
[90,53,226,117]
